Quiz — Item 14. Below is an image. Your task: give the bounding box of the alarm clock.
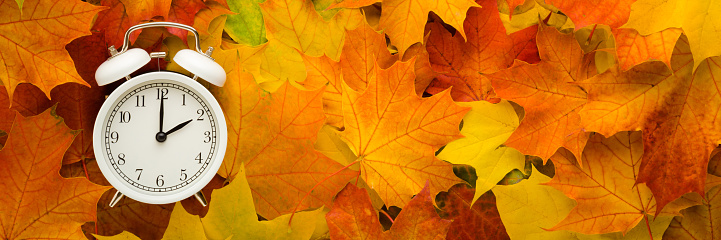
[93,22,227,207]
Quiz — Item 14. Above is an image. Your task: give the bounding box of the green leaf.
[225,0,267,46]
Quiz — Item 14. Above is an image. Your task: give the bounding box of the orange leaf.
[302,55,345,128]
[486,24,594,161]
[92,0,171,48]
[167,0,208,43]
[0,83,53,139]
[663,184,721,239]
[211,50,357,219]
[505,0,526,16]
[95,193,174,240]
[545,0,637,30]
[341,59,468,207]
[326,183,451,240]
[435,184,510,240]
[0,0,104,99]
[578,35,721,214]
[330,0,379,9]
[614,28,682,71]
[340,19,395,92]
[379,0,479,57]
[547,132,658,234]
[0,108,110,239]
[426,0,538,102]
[50,32,109,165]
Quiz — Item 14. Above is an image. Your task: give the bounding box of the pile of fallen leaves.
[1,0,720,239]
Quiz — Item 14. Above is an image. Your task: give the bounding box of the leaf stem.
[287,160,360,226]
[380,209,394,224]
[644,214,653,240]
[587,24,598,45]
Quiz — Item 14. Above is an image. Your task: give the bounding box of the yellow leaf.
[0,0,105,99]
[379,0,480,57]
[437,100,525,204]
[341,59,469,207]
[301,55,345,127]
[623,0,721,70]
[259,0,362,61]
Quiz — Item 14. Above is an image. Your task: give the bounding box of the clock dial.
[101,80,218,195]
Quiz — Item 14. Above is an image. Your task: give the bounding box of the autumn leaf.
[50,31,109,165]
[662,184,721,239]
[0,107,110,239]
[210,50,357,219]
[425,0,538,102]
[341,59,468,207]
[166,0,208,43]
[486,23,595,161]
[614,28,682,71]
[436,100,525,203]
[435,184,509,240]
[379,0,479,57]
[94,193,175,240]
[259,0,362,60]
[578,35,721,213]
[194,164,322,240]
[326,183,451,240]
[547,131,660,234]
[0,83,53,143]
[0,0,104,99]
[623,0,721,70]
[545,0,637,30]
[92,0,170,48]
[339,19,395,92]
[224,0,266,46]
[302,55,345,128]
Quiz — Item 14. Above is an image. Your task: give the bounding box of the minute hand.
[165,119,193,136]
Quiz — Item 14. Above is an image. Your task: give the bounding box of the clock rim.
[93,71,228,205]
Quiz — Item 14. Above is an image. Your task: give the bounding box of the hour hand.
[165,119,193,136]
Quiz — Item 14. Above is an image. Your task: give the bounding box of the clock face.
[94,72,226,204]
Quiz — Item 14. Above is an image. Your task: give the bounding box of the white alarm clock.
[93,22,227,207]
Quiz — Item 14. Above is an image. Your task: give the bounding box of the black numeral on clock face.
[182,94,186,106]
[117,153,126,165]
[135,169,143,180]
[204,131,211,143]
[136,95,145,107]
[157,88,169,100]
[156,175,164,187]
[110,131,119,143]
[195,152,202,164]
[119,111,131,123]
[180,169,187,181]
[197,109,205,121]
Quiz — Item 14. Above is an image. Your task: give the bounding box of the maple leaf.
[92,0,171,48]
[577,35,721,213]
[545,0,636,30]
[379,0,479,57]
[425,0,538,102]
[94,194,174,240]
[326,183,451,240]
[259,0,362,61]
[0,108,110,239]
[340,59,468,207]
[224,0,266,46]
[435,184,510,240]
[0,0,104,99]
[623,0,721,70]
[0,83,53,135]
[210,50,357,219]
[49,31,109,165]
[94,165,320,239]
[436,100,525,203]
[302,55,345,128]
[166,0,208,43]
[662,184,721,239]
[493,165,674,240]
[486,23,595,161]
[339,19,395,92]
[547,131,662,234]
[614,28,682,71]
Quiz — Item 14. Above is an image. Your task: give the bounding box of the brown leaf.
[436,184,510,240]
[0,108,110,239]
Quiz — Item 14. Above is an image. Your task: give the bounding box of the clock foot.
[109,190,124,207]
[194,191,208,207]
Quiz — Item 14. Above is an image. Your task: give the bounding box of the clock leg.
[194,191,208,207]
[109,190,124,207]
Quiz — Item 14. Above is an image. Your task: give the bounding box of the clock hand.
[159,96,164,132]
[165,119,193,136]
